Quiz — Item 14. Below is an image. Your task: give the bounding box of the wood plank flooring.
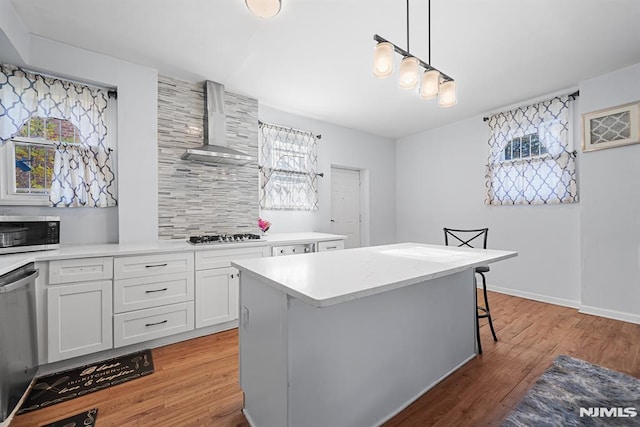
[11,291,640,427]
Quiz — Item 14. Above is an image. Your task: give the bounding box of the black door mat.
[43,408,98,427]
[18,349,154,414]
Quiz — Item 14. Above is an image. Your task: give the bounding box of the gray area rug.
[502,355,640,426]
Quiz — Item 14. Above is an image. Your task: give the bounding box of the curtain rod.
[258,120,322,139]
[1,63,116,93]
[483,90,580,122]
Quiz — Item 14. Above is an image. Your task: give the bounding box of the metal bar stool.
[443,227,497,355]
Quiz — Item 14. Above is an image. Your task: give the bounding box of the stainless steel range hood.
[181,81,254,165]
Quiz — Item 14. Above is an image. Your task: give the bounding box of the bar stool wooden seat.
[443,227,497,355]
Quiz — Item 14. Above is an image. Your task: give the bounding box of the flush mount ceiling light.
[245,0,281,18]
[373,0,456,108]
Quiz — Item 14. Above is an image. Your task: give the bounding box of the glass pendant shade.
[438,80,457,108]
[246,0,281,18]
[399,56,419,89]
[373,42,394,78]
[420,70,440,99]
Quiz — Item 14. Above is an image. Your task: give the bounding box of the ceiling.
[10,0,640,139]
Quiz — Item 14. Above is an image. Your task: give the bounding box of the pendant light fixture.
[246,0,281,18]
[399,57,420,89]
[373,0,456,107]
[373,42,394,78]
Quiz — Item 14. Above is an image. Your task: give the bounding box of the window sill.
[0,197,50,206]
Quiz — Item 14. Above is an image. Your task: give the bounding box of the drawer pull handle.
[145,288,168,294]
[145,320,168,327]
[326,246,337,250]
[145,263,168,268]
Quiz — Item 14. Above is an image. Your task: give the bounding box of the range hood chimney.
[181,81,254,165]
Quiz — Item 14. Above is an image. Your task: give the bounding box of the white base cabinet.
[47,280,113,363]
[194,247,267,329]
[112,252,195,348]
[195,267,239,328]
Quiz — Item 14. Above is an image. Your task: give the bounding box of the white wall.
[0,4,159,245]
[396,112,582,308]
[0,0,29,65]
[578,63,640,323]
[397,62,640,324]
[259,106,397,246]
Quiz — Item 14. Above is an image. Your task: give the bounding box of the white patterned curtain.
[485,96,578,205]
[50,144,117,207]
[0,63,117,207]
[259,121,319,210]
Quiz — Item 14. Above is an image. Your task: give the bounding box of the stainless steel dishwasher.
[0,262,39,423]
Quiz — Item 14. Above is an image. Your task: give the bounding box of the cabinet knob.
[280,249,285,254]
[230,274,234,279]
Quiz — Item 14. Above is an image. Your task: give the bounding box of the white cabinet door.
[47,281,113,362]
[195,267,238,328]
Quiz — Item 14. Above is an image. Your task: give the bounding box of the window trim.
[0,139,51,205]
[0,128,84,206]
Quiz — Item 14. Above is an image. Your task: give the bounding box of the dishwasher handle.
[0,269,39,294]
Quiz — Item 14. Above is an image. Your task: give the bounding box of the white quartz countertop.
[232,243,517,308]
[0,232,345,276]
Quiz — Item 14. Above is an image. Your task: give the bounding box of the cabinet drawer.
[317,240,345,252]
[114,252,194,280]
[49,257,113,284]
[113,302,194,348]
[114,272,194,313]
[195,247,266,270]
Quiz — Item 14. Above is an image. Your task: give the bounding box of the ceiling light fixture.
[373,0,456,107]
[245,0,281,18]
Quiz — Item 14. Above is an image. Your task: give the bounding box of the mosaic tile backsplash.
[157,75,259,239]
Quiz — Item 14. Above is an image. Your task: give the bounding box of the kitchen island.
[232,243,517,427]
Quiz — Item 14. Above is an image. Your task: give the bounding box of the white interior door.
[331,167,361,248]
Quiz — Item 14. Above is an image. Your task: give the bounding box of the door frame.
[330,165,370,247]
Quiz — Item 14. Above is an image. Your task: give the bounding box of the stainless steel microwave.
[0,216,60,254]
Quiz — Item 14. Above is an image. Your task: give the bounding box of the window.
[258,121,319,210]
[8,117,81,201]
[502,133,547,161]
[14,141,55,195]
[0,64,117,207]
[485,96,578,205]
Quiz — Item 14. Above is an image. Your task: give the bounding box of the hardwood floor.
[11,291,640,427]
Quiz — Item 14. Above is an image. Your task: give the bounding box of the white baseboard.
[488,286,640,325]
[488,285,580,309]
[579,305,640,325]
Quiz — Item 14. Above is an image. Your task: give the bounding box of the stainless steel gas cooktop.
[187,233,262,245]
